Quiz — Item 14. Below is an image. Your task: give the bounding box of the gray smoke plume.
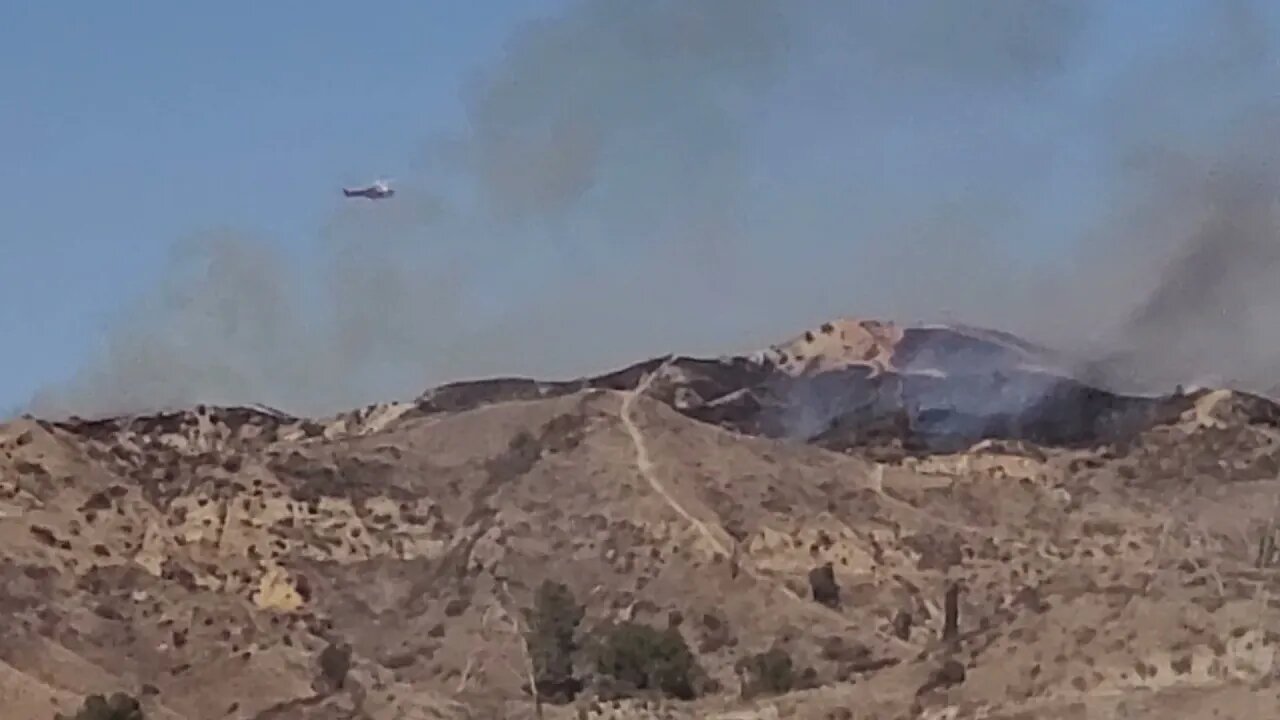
[1047,0,1280,394]
[24,0,1280,419]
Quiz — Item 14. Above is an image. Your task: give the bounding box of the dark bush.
[590,621,699,700]
[808,563,841,609]
[697,610,734,653]
[56,692,144,720]
[893,610,913,640]
[317,641,352,691]
[524,580,585,703]
[736,647,794,698]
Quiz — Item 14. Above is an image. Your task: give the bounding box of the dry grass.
[4,323,1280,719]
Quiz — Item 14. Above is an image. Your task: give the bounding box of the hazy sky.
[2,1,569,413]
[5,1,1280,418]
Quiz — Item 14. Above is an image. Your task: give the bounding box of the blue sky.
[1,1,570,412]
[4,1,1277,416]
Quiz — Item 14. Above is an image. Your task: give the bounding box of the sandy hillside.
[5,318,1280,719]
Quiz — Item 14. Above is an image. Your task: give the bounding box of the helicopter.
[342,178,395,200]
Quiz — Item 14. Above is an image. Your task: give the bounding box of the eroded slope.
[5,363,1280,718]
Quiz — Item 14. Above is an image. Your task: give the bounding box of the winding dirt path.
[619,361,730,558]
[614,363,912,646]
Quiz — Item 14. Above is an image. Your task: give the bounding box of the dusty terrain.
[6,317,1280,719]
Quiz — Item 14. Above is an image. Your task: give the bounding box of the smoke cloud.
[1062,0,1280,394]
[25,0,1280,419]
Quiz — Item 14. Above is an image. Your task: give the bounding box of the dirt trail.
[619,362,731,558]
[615,365,918,647]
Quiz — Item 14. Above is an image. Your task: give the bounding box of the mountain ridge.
[29,316,1224,452]
[6,316,1280,719]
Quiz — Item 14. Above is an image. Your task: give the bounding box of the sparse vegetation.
[736,647,795,698]
[19,314,1280,719]
[55,692,144,720]
[1257,528,1279,568]
[317,641,352,691]
[943,582,961,643]
[590,621,700,700]
[808,563,840,609]
[916,658,966,696]
[521,584,710,703]
[524,580,586,703]
[697,610,734,653]
[893,609,913,640]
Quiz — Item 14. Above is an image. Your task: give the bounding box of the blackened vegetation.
[586,356,674,391]
[902,532,964,572]
[809,371,1192,455]
[56,692,144,720]
[409,354,767,419]
[416,378,581,415]
[271,452,342,501]
[819,636,899,680]
[893,327,1035,376]
[546,323,1192,455]
[29,525,63,548]
[483,410,589,487]
[46,324,1232,470]
[943,583,961,644]
[39,325,1280,494]
[315,641,352,692]
[14,458,52,482]
[681,389,768,431]
[646,357,777,418]
[575,330,1234,458]
[334,456,400,497]
[408,353,773,431]
[406,329,1222,459]
[270,452,400,504]
[893,610,913,641]
[912,582,967,700]
[696,611,735,654]
[81,489,114,512]
[808,563,841,609]
[465,411,588,530]
[1097,394,1280,490]
[1210,390,1280,428]
[0,561,60,617]
[413,411,594,607]
[916,659,967,697]
[54,406,292,448]
[1258,530,1280,569]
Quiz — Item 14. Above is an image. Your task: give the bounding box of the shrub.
[590,621,699,700]
[524,580,585,702]
[736,647,794,698]
[697,611,733,653]
[808,563,841,609]
[56,692,144,720]
[317,641,352,691]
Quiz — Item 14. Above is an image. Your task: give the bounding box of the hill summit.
[4,317,1280,719]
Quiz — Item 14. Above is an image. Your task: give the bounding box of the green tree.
[524,580,585,702]
[591,621,699,700]
[736,647,794,698]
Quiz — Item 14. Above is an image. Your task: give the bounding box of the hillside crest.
[6,317,1280,719]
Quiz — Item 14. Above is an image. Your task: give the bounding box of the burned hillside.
[4,318,1280,720]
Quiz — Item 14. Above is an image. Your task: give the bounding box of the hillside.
[5,317,1280,719]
